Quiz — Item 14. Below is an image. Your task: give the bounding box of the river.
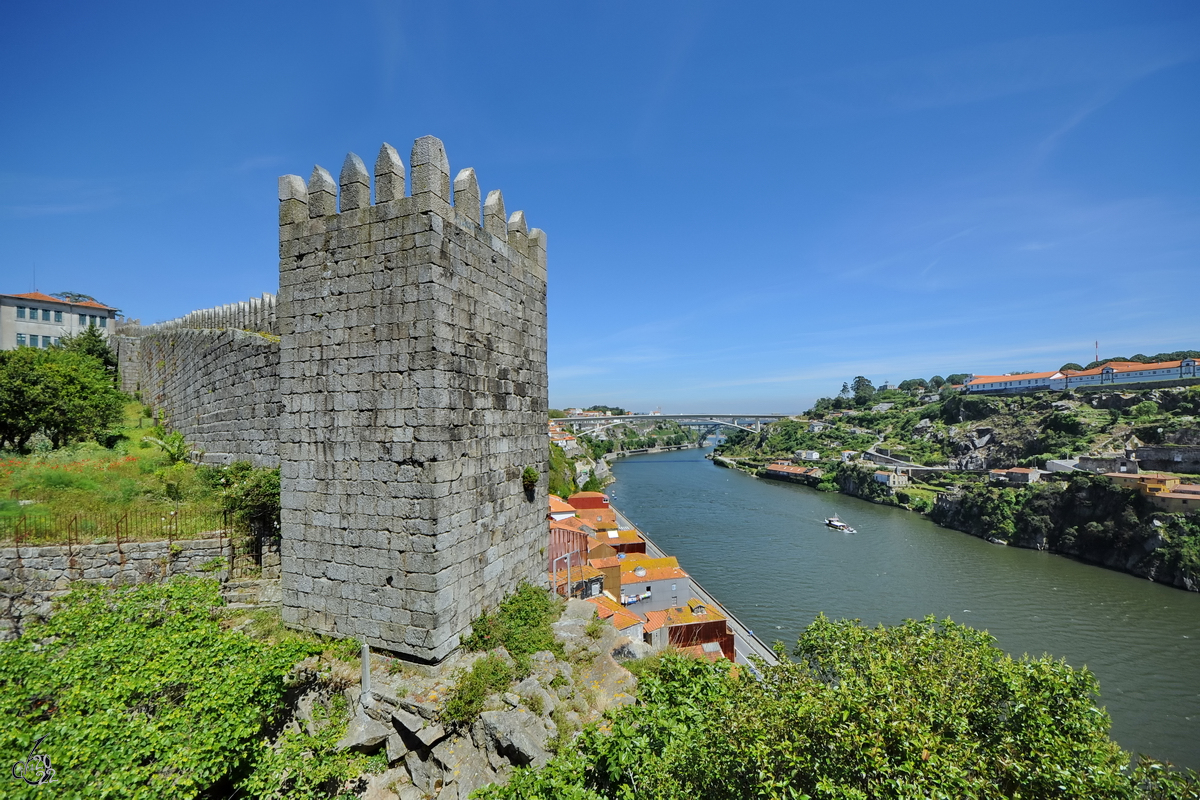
[607,446,1200,769]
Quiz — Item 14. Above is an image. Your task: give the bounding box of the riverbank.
[608,446,1200,769]
[713,452,1200,592]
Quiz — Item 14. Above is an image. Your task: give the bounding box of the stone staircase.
[221,578,282,609]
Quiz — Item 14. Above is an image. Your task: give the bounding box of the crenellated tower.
[277,136,548,663]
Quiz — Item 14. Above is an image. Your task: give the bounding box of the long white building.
[964,358,1199,394]
[0,291,119,351]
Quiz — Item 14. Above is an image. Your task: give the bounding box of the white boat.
[825,515,856,534]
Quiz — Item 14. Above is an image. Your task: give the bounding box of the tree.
[929,375,946,389]
[946,373,970,386]
[838,382,851,399]
[851,375,875,403]
[58,325,119,381]
[1060,362,1084,371]
[898,378,928,392]
[0,347,124,450]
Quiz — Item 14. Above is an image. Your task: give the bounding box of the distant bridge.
[557,413,792,435]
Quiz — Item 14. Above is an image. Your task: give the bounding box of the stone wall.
[0,537,229,639]
[1138,445,1200,474]
[278,136,549,663]
[115,328,281,467]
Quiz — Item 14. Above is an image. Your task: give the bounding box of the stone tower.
[277,136,548,663]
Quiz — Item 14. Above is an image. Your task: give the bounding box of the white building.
[963,359,1199,394]
[1,292,118,351]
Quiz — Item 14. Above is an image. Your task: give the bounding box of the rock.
[480,708,551,767]
[392,706,426,734]
[611,637,654,661]
[502,692,520,707]
[442,746,496,800]
[530,650,555,663]
[398,784,425,800]
[514,677,554,715]
[414,721,447,746]
[361,766,409,800]
[561,598,598,621]
[336,711,392,754]
[404,749,442,795]
[386,733,409,765]
[397,696,441,721]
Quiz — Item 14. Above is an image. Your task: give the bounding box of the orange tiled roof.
[677,643,727,662]
[662,597,727,626]
[548,495,576,515]
[593,528,644,545]
[550,564,603,590]
[966,371,1060,386]
[575,508,617,529]
[643,610,668,633]
[620,564,687,584]
[586,596,645,631]
[3,291,117,310]
[569,491,608,501]
[550,516,594,535]
[589,555,620,569]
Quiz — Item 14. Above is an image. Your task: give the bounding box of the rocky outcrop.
[281,598,640,799]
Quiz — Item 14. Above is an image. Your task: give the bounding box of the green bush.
[0,578,325,799]
[478,616,1198,799]
[442,653,514,726]
[461,582,564,677]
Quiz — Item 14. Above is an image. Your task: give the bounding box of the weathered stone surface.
[361,766,409,800]
[337,711,392,753]
[414,721,447,746]
[391,706,426,734]
[480,709,551,767]
[562,598,598,621]
[404,749,442,795]
[386,733,409,765]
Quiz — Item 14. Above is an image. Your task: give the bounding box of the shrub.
[461,582,564,676]
[0,578,324,799]
[442,653,514,726]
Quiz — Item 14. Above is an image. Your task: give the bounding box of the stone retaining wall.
[0,537,229,639]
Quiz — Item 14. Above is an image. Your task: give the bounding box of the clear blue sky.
[3,2,1198,413]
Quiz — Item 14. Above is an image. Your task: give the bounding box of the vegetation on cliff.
[479,616,1198,799]
[933,472,1200,584]
[0,578,375,799]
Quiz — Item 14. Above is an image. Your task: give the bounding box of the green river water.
[608,446,1200,768]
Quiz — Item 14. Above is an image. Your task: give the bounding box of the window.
[54,310,62,322]
[15,333,25,346]
[16,306,26,319]
[78,313,87,326]
[41,309,50,321]
[28,335,38,347]
[98,316,107,328]
[89,315,97,326]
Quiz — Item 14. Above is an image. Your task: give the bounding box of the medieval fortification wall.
[115,135,549,663]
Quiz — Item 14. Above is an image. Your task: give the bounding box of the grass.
[0,401,231,544]
[461,582,565,677]
[442,653,514,726]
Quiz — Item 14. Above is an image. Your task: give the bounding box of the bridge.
[557,413,793,435]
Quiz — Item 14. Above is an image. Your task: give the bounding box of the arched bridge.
[557,413,791,435]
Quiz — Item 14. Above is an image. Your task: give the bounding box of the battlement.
[115,292,278,337]
[278,135,546,280]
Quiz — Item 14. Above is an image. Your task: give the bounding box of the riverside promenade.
[611,505,778,668]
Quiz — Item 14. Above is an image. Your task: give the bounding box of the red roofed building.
[2,291,119,351]
[643,598,735,661]
[567,491,609,510]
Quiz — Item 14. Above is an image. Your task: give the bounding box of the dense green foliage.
[0,346,124,450]
[935,473,1200,573]
[199,460,283,532]
[550,442,578,498]
[461,582,565,677]
[476,616,1198,800]
[1081,351,1200,370]
[58,325,119,380]
[0,578,365,799]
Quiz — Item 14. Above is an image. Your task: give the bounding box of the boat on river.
[825,515,856,534]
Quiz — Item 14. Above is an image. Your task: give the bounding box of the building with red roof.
[1,291,119,351]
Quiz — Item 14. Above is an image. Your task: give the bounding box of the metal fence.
[0,507,230,548]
